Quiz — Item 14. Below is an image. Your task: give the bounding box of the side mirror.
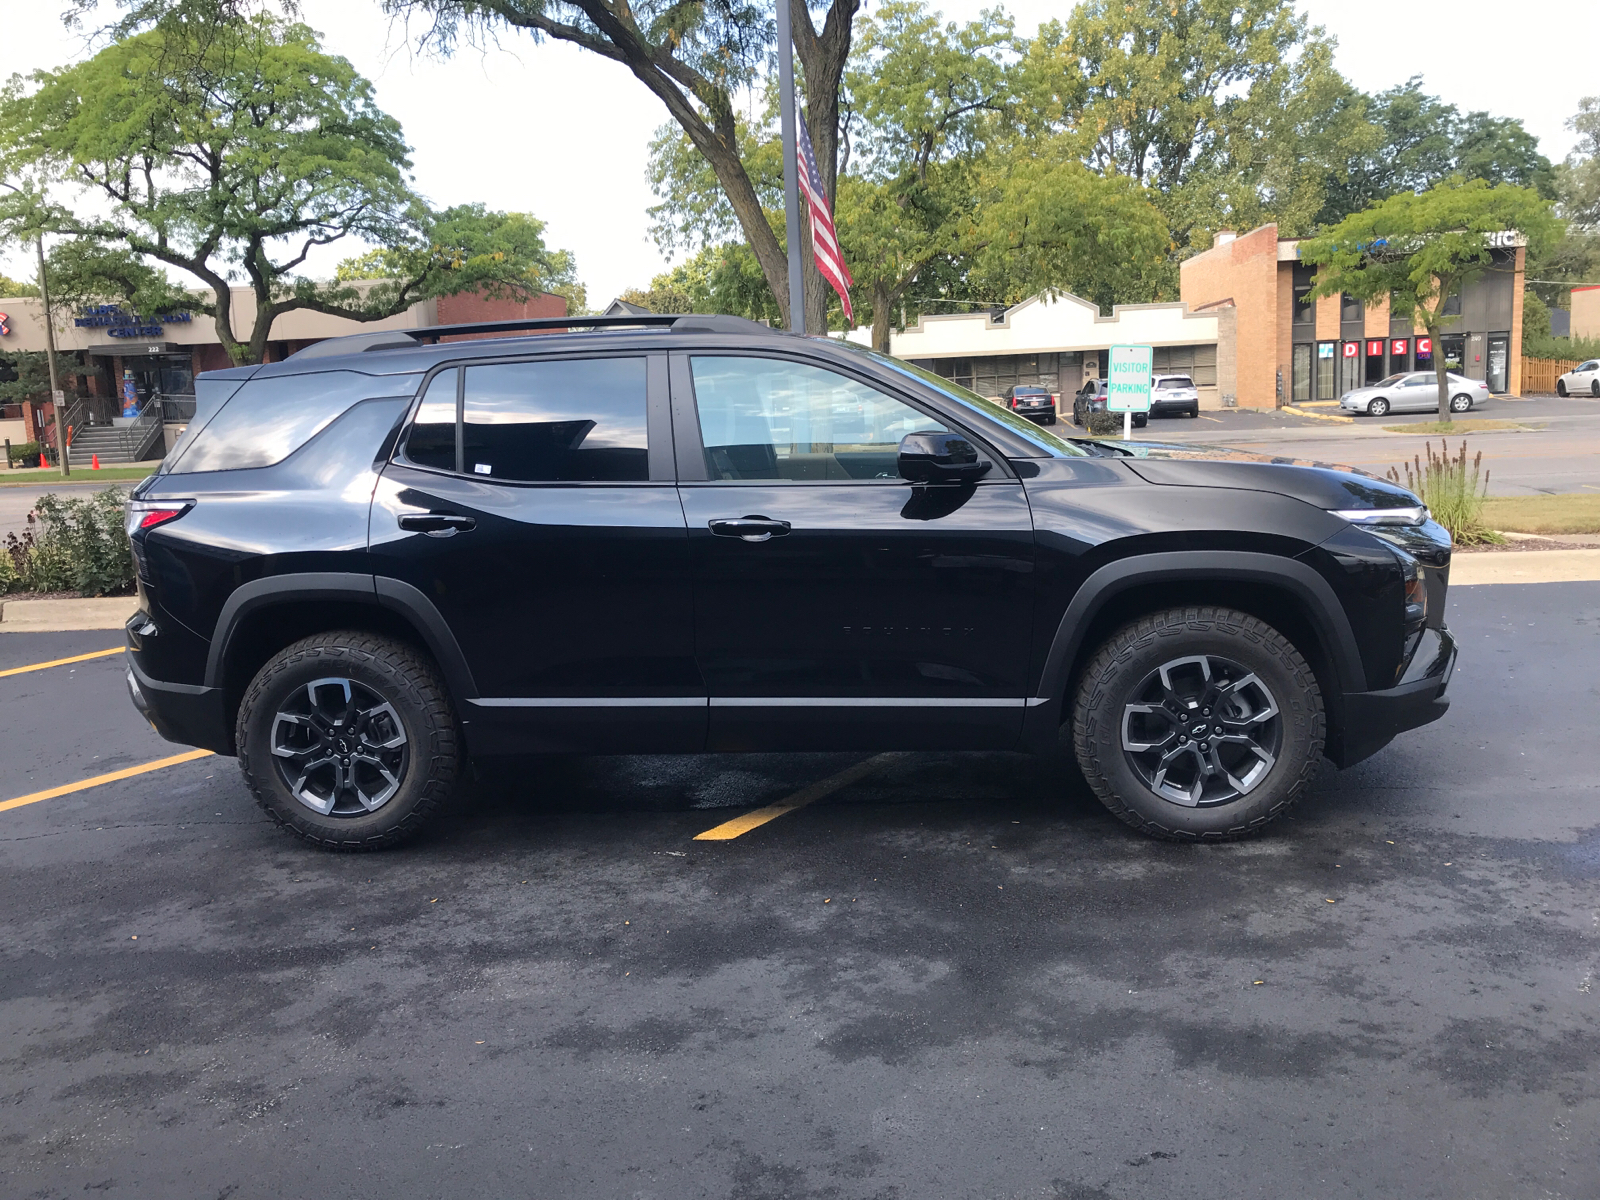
[898,431,991,483]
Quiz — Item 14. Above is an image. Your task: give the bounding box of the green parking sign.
[1106,345,1153,412]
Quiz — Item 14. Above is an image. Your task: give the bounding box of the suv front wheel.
[237,632,462,850]
[1071,607,1324,840]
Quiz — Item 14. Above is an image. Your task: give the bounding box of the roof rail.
[406,314,680,343]
[286,312,785,361]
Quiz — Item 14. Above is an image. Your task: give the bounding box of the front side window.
[690,356,947,482]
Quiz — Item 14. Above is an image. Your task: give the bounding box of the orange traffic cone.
[91,454,100,470]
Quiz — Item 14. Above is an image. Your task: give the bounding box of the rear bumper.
[1327,625,1456,768]
[127,651,234,755]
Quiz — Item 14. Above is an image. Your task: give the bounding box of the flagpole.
[775,0,805,334]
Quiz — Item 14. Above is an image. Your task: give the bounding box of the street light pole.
[34,234,69,478]
[775,0,805,334]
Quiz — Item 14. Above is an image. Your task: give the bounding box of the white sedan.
[1556,360,1599,397]
[1338,372,1492,416]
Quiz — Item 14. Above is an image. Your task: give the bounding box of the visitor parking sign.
[1106,345,1153,412]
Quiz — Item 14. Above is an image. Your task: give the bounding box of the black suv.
[125,314,1456,849]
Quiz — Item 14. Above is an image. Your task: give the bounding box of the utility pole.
[34,235,69,478]
[776,0,805,334]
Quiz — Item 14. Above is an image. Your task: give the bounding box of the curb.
[1450,549,1600,586]
[0,596,139,632]
[1279,404,1354,424]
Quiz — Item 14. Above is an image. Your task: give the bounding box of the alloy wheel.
[1368,398,1389,417]
[1119,654,1282,807]
[1450,394,1471,413]
[270,677,409,815]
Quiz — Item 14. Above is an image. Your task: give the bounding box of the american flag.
[794,94,853,324]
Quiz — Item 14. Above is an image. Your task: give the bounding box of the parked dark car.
[1150,374,1201,418]
[1073,379,1148,428]
[125,314,1456,849]
[1001,384,1057,425]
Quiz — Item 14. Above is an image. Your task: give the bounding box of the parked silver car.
[1556,360,1599,397]
[1338,372,1491,416]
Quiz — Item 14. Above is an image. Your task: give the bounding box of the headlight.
[1331,506,1427,526]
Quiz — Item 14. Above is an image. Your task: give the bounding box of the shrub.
[5,440,42,465]
[1084,411,1125,436]
[1385,441,1503,546]
[29,488,134,595]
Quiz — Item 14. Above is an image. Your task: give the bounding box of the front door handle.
[708,516,792,542]
[398,512,476,536]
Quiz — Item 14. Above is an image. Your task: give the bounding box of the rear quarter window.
[167,370,421,474]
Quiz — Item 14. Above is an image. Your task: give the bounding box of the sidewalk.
[0,596,139,632]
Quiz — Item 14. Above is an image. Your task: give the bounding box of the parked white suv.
[1556,361,1599,397]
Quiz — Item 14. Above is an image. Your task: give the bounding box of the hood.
[1084,440,1422,511]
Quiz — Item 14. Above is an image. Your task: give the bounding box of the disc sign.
[1106,345,1153,412]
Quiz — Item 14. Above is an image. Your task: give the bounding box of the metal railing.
[159,393,197,422]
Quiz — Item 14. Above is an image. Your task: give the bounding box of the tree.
[1317,78,1555,225]
[1012,0,1371,252]
[0,272,39,297]
[0,14,574,363]
[838,1,1011,349]
[1300,178,1559,419]
[617,242,780,322]
[384,0,863,333]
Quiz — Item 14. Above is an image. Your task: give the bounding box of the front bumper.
[1327,625,1456,767]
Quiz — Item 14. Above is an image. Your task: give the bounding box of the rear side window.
[169,370,421,474]
[455,357,649,482]
[404,369,458,471]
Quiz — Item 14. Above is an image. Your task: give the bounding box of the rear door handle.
[708,516,791,542]
[398,512,476,535]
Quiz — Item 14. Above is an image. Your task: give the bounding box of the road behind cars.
[2,581,1597,1199]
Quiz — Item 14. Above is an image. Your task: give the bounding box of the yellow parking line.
[0,647,123,678]
[1281,404,1354,423]
[693,752,901,841]
[0,749,214,813]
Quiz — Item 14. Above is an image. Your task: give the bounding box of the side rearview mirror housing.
[898,431,992,484]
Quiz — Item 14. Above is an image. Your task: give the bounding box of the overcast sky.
[3,0,1595,304]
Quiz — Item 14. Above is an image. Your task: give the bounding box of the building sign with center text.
[74,304,193,339]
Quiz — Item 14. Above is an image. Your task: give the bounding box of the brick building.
[1180,223,1527,408]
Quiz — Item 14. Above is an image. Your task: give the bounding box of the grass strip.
[1381,420,1536,434]
[1481,493,1600,535]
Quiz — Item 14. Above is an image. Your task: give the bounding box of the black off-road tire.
[1071,607,1324,841]
[236,632,462,851]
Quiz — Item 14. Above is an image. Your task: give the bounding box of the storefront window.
[1414,336,1434,374]
[1365,339,1386,384]
[1316,342,1337,400]
[1441,335,1466,374]
[1292,343,1312,401]
[1339,342,1362,394]
[1389,338,1410,374]
[1487,334,1509,393]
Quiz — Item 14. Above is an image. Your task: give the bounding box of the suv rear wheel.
[236,632,462,850]
[1071,607,1324,840]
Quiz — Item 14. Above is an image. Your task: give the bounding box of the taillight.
[126,500,194,537]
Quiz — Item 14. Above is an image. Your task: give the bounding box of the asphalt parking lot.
[2,582,1598,1200]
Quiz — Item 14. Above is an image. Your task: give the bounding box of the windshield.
[836,343,1087,457]
[1374,374,1406,387]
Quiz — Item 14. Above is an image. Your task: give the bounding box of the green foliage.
[1300,179,1559,325]
[0,272,39,297]
[1083,412,1125,437]
[1523,334,1600,362]
[5,441,43,464]
[1385,442,1502,546]
[1015,0,1374,250]
[621,243,782,324]
[330,205,583,311]
[7,489,136,596]
[0,351,52,404]
[1320,79,1555,223]
[0,14,581,365]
